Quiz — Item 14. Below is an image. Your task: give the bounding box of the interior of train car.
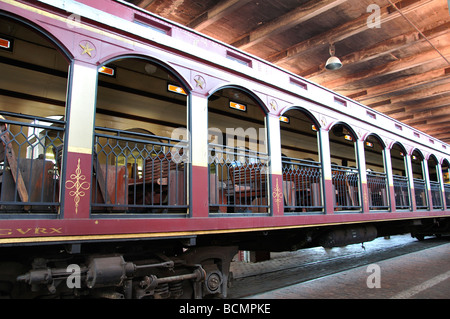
[93,57,189,214]
[411,149,428,210]
[428,154,443,209]
[443,159,450,205]
[0,16,68,214]
[390,142,411,210]
[95,61,274,215]
[364,134,389,211]
[329,123,360,211]
[208,87,269,214]
[279,108,322,213]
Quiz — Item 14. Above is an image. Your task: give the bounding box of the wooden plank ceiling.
[125,0,450,143]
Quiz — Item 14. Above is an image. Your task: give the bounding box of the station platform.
[246,242,450,299]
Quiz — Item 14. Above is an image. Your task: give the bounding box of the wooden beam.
[402,106,450,125]
[405,113,450,126]
[231,0,346,50]
[266,0,433,64]
[305,21,450,81]
[367,81,450,107]
[411,122,450,139]
[187,0,252,31]
[403,97,450,114]
[367,99,391,109]
[137,0,156,10]
[374,95,450,113]
[383,107,406,115]
[349,67,450,103]
[429,129,450,138]
[395,114,415,121]
[321,45,450,90]
[410,125,450,136]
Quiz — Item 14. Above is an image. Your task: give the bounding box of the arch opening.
[280,107,323,213]
[411,149,428,210]
[0,15,69,214]
[442,159,450,207]
[329,123,360,211]
[92,57,189,214]
[365,135,388,211]
[428,155,442,210]
[390,142,411,210]
[208,87,269,214]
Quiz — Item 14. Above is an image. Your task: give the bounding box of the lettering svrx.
[0,228,62,236]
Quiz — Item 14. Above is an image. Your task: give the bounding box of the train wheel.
[182,246,238,298]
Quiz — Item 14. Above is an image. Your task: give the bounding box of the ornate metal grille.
[429,180,443,210]
[393,174,410,210]
[208,144,269,213]
[282,157,323,213]
[367,170,389,210]
[444,184,450,208]
[92,127,188,214]
[332,164,360,211]
[413,178,428,210]
[0,112,64,213]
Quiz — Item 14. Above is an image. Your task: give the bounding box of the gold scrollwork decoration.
[65,158,90,214]
[272,178,283,214]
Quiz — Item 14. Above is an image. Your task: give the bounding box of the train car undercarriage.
[1,217,448,299]
[1,242,237,299]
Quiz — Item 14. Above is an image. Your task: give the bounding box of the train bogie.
[5,243,236,299]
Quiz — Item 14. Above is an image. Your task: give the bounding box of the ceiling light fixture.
[325,43,342,70]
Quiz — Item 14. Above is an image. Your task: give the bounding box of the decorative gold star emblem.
[194,75,205,89]
[270,99,278,111]
[79,42,94,57]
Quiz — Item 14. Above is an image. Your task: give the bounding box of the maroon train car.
[0,0,448,298]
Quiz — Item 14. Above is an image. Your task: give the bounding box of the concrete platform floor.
[248,242,450,299]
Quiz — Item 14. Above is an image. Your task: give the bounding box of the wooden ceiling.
[125,0,450,143]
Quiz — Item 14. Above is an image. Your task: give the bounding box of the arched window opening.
[442,159,450,207]
[365,135,388,211]
[0,16,68,214]
[329,123,360,211]
[411,149,428,210]
[280,108,322,213]
[208,87,268,214]
[390,142,410,210]
[428,155,442,210]
[93,58,188,214]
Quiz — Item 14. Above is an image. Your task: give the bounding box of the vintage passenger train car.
[0,0,449,299]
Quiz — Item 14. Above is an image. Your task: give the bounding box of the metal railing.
[413,178,428,210]
[392,174,410,210]
[332,164,360,211]
[367,170,389,210]
[92,127,188,214]
[282,157,323,213]
[208,143,269,213]
[429,180,443,210]
[0,112,64,213]
[444,184,450,208]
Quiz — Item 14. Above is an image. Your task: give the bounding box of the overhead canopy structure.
[125,0,450,143]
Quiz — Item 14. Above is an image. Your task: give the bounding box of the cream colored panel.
[267,114,282,175]
[356,139,367,183]
[191,95,208,167]
[67,63,97,154]
[319,129,332,180]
